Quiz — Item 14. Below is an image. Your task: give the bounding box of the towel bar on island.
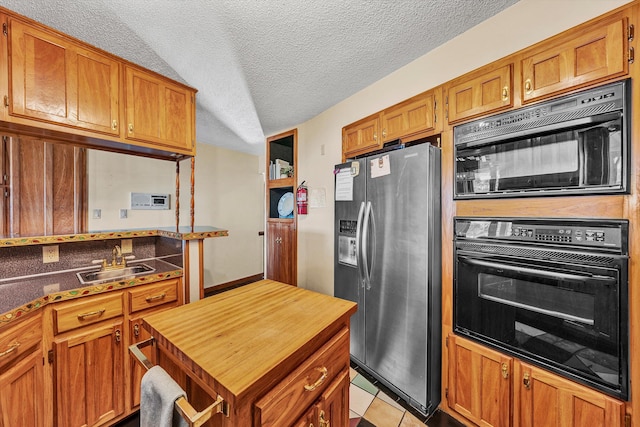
[129,337,230,427]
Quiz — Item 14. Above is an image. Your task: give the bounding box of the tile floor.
[117,365,465,427]
[348,364,465,427]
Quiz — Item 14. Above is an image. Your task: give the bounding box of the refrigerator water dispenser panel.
[338,220,358,266]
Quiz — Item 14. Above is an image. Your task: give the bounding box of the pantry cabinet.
[266,220,296,286]
[0,312,44,427]
[448,334,627,427]
[446,63,513,124]
[124,66,195,154]
[6,16,120,136]
[520,14,629,103]
[342,113,381,159]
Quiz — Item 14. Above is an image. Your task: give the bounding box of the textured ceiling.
[1,0,520,155]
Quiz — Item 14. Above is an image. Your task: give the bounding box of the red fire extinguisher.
[297,181,308,215]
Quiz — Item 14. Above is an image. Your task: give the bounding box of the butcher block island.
[139,279,357,427]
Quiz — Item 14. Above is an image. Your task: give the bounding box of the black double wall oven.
[452,80,631,400]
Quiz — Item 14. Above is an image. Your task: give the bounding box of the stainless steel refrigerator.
[334,142,441,416]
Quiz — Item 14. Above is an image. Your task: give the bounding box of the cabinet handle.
[145,293,167,302]
[373,132,377,141]
[502,86,509,101]
[115,329,121,343]
[501,362,508,379]
[523,372,531,390]
[111,120,118,130]
[524,79,533,94]
[77,308,106,320]
[134,323,140,338]
[0,342,20,357]
[304,366,328,391]
[382,129,387,138]
[128,123,134,133]
[319,410,330,427]
[3,95,8,107]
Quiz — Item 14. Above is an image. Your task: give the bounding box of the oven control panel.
[455,218,627,251]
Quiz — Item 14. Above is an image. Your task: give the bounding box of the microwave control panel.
[455,218,627,251]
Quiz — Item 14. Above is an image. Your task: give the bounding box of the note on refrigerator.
[370,155,391,178]
[335,168,354,201]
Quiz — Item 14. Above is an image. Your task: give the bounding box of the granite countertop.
[0,258,183,327]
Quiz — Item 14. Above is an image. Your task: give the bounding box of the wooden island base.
[139,279,357,427]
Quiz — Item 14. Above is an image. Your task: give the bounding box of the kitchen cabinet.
[266,129,297,286]
[381,89,440,143]
[342,113,381,159]
[126,279,182,411]
[520,13,629,104]
[447,334,512,427]
[0,312,44,427]
[6,16,120,136]
[514,361,625,427]
[6,135,85,237]
[141,280,356,427]
[448,334,627,427]
[446,63,513,124]
[266,221,296,286]
[124,66,195,155]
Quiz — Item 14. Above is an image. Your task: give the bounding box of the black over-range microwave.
[454,79,630,199]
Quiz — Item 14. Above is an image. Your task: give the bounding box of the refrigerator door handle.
[355,201,366,287]
[362,201,373,290]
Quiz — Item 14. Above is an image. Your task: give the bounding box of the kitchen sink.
[76,263,155,284]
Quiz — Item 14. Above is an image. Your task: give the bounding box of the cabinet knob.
[133,323,140,338]
[523,372,531,390]
[115,329,121,343]
[373,132,377,141]
[502,86,509,101]
[501,362,509,379]
[524,79,533,94]
[128,123,134,133]
[112,120,118,130]
[319,410,330,427]
[382,129,387,138]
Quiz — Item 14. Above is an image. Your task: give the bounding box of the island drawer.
[254,326,350,426]
[53,292,123,334]
[128,279,179,313]
[0,312,42,370]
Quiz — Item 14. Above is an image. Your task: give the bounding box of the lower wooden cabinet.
[0,316,44,427]
[53,321,124,427]
[447,334,627,427]
[266,220,296,286]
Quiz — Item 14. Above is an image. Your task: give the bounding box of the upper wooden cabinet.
[7,16,120,136]
[446,63,513,124]
[124,66,195,153]
[342,113,381,159]
[520,15,629,103]
[381,89,440,143]
[0,9,197,159]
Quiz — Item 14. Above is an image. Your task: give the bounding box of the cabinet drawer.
[128,280,179,313]
[255,327,349,426]
[53,292,123,334]
[0,313,42,370]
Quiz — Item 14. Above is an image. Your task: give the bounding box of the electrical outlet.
[43,245,59,263]
[120,209,128,219]
[93,209,102,219]
[121,239,133,254]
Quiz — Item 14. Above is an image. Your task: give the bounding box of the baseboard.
[204,273,265,297]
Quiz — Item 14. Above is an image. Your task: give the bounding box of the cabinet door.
[7,17,120,135]
[54,321,124,427]
[447,334,512,427]
[128,316,154,410]
[381,91,437,142]
[7,136,86,237]
[447,64,512,124]
[0,348,44,427]
[514,362,624,427]
[124,66,195,154]
[343,114,381,158]
[315,369,350,427]
[266,221,296,286]
[521,17,627,103]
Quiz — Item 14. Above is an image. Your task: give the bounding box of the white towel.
[140,365,188,427]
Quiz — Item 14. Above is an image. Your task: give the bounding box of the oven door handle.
[459,256,616,283]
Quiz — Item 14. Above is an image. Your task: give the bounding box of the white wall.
[88,142,264,288]
[295,0,631,296]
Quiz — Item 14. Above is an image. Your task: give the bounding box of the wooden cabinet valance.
[0,9,196,160]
